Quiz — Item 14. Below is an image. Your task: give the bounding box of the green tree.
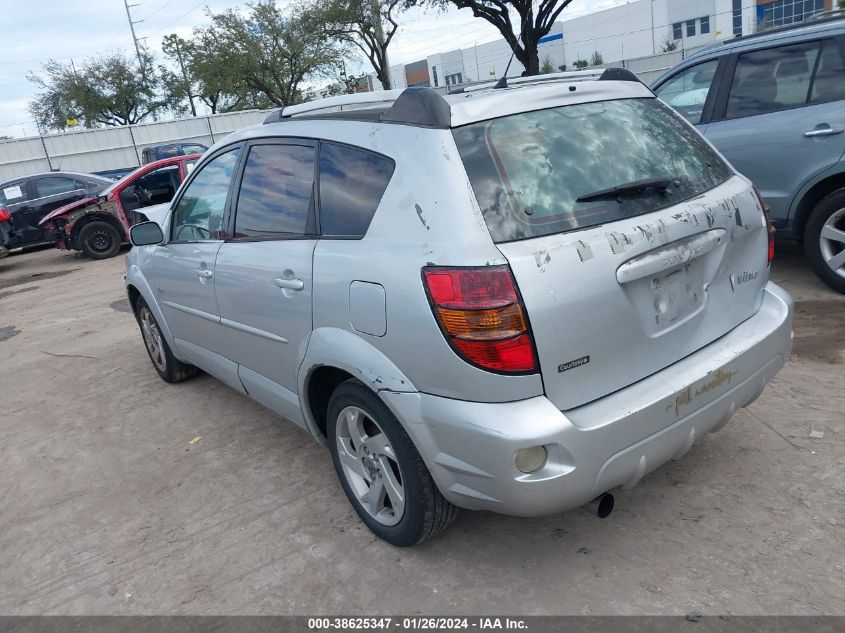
[427,0,575,76]
[200,1,343,108]
[161,32,264,115]
[590,50,603,66]
[28,51,167,130]
[303,0,406,90]
[540,55,553,74]
[573,59,588,70]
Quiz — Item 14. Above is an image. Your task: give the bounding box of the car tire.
[803,188,845,294]
[327,379,457,546]
[79,221,122,260]
[134,295,198,383]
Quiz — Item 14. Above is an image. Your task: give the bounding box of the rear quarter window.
[453,97,733,243]
[318,142,394,238]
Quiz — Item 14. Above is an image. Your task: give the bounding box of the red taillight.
[0,207,10,223]
[753,185,775,263]
[423,266,538,374]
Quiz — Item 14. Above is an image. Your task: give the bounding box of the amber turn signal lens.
[436,304,527,340]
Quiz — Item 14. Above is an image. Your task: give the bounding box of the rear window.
[452,98,733,243]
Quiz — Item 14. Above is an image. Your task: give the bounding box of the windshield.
[97,164,150,197]
[452,97,733,243]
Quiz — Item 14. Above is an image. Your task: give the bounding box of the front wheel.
[804,188,845,294]
[327,380,457,546]
[79,221,122,259]
[135,296,197,383]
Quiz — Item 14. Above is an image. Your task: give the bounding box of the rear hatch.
[453,96,770,410]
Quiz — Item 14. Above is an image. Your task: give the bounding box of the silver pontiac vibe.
[125,71,793,546]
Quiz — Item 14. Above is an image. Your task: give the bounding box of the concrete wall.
[0,109,268,182]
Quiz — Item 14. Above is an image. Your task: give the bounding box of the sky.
[0,0,626,138]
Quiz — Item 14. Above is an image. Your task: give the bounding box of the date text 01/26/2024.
[307,617,528,630]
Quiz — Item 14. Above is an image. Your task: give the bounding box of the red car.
[39,154,200,259]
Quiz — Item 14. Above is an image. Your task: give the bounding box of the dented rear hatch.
[453,97,770,410]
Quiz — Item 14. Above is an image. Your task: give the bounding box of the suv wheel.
[327,380,457,546]
[804,188,845,294]
[79,221,122,259]
[135,296,197,383]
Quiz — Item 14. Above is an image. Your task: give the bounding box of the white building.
[366,0,830,90]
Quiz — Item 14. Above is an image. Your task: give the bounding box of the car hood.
[137,202,170,226]
[38,197,96,225]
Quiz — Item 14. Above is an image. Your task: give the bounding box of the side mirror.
[130,221,164,246]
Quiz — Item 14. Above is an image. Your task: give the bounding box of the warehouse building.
[367,0,833,90]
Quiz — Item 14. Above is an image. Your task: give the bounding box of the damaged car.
[39,154,200,259]
[126,74,793,546]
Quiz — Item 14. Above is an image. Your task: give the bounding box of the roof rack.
[459,67,642,93]
[261,67,644,128]
[263,86,451,128]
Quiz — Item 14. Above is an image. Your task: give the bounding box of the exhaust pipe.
[582,493,614,518]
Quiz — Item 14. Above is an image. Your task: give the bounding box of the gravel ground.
[0,241,842,615]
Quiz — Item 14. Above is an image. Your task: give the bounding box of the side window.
[142,149,153,163]
[725,41,820,119]
[180,144,207,155]
[1,182,29,204]
[810,41,845,103]
[319,142,394,237]
[233,143,315,239]
[34,177,78,198]
[158,146,179,158]
[171,147,241,242]
[655,59,719,124]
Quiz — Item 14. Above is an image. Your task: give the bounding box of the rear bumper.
[383,282,793,517]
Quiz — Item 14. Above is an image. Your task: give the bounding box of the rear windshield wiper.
[576,177,674,203]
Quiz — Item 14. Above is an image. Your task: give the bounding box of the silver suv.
[126,70,794,546]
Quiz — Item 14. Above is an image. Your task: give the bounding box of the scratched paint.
[414,204,430,231]
[575,240,594,262]
[533,249,551,268]
[606,231,628,254]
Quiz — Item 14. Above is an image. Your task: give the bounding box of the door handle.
[275,277,304,291]
[804,127,843,137]
[195,268,213,279]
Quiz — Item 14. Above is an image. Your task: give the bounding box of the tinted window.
[319,143,394,237]
[181,144,207,155]
[656,59,719,123]
[234,144,315,238]
[811,41,845,103]
[158,146,180,158]
[1,182,28,204]
[171,147,241,241]
[726,41,819,119]
[453,98,733,243]
[34,177,78,198]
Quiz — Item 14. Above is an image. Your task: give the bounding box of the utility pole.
[123,0,145,69]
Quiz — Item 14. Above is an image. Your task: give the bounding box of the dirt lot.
[0,242,842,616]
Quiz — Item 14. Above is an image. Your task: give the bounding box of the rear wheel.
[327,380,457,546]
[79,221,121,259]
[804,189,845,294]
[135,296,197,383]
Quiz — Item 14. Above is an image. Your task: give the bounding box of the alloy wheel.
[819,207,845,279]
[139,306,167,373]
[335,405,405,526]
